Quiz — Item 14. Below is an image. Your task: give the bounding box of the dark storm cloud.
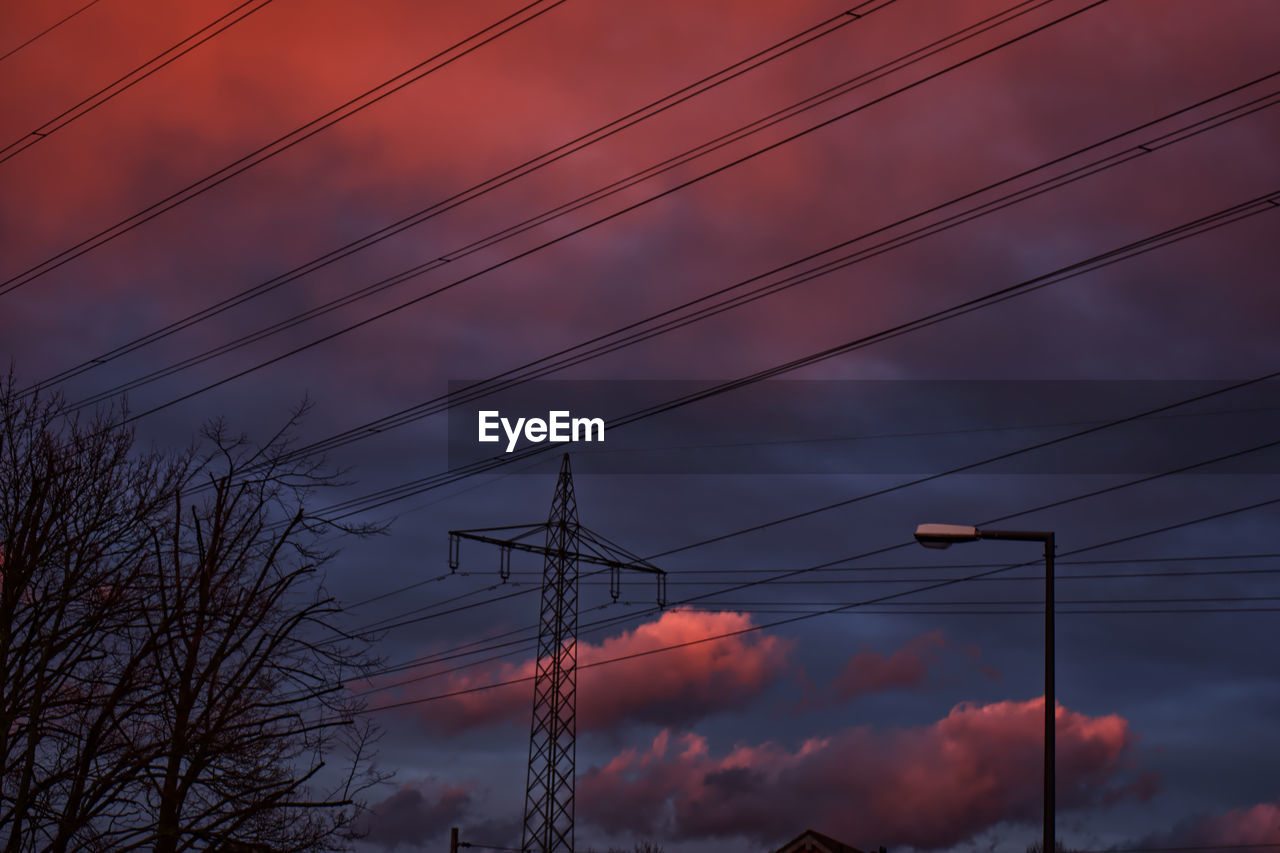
[355,778,473,850]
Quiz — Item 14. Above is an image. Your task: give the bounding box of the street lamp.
[914,523,1057,853]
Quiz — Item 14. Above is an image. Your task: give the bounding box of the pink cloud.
[370,608,792,732]
[1143,796,1280,849]
[830,629,945,700]
[796,631,999,711]
[579,697,1147,849]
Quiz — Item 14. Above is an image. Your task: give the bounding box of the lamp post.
[914,523,1056,853]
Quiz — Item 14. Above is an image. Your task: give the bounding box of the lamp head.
[914,523,980,549]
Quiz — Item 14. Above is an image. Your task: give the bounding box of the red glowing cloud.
[371,608,792,732]
[579,698,1148,849]
[1188,799,1280,844]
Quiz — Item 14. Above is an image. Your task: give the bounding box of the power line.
[295,481,1277,707]
[10,6,1269,617]
[353,492,1280,715]
[60,0,1089,417]
[343,570,455,610]
[40,9,1259,676]
[656,495,1280,623]
[30,0,891,393]
[566,401,1280,457]
[323,431,1280,703]
[370,556,1280,595]
[579,565,1280,585]
[63,66,1280,417]
[524,551,1280,576]
[0,0,277,163]
[349,578,512,627]
[45,18,1274,525]
[648,414,1280,561]
[304,339,1280,649]
[321,601,629,708]
[27,4,1259,686]
[12,1,1280,824]
[304,196,1280,522]
[276,71,1279,463]
[535,436,1280,648]
[0,0,567,296]
[341,568,609,639]
[346,588,1280,701]
[353,580,544,636]
[696,595,1280,606]
[0,0,106,65]
[288,413,1280,617]
[336,584,1280,710]
[194,116,1278,511]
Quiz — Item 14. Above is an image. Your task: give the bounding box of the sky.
[2,0,1280,852]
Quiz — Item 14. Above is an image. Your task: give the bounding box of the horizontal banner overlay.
[445,379,1280,475]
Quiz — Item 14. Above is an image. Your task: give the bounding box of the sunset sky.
[2,0,1279,851]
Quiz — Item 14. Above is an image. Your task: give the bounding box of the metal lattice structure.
[448,454,665,853]
[522,454,580,853]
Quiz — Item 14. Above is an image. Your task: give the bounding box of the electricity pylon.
[449,455,664,853]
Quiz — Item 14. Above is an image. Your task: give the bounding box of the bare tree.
[585,841,664,853]
[1024,842,1072,853]
[0,382,187,850]
[0,378,384,851]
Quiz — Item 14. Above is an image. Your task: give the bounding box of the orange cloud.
[579,697,1148,849]
[371,608,792,732]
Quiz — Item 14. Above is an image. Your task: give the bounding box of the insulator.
[448,533,459,571]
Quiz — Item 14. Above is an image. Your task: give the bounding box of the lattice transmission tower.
[449,455,665,853]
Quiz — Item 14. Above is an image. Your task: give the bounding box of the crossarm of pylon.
[577,527,663,576]
[450,529,661,574]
